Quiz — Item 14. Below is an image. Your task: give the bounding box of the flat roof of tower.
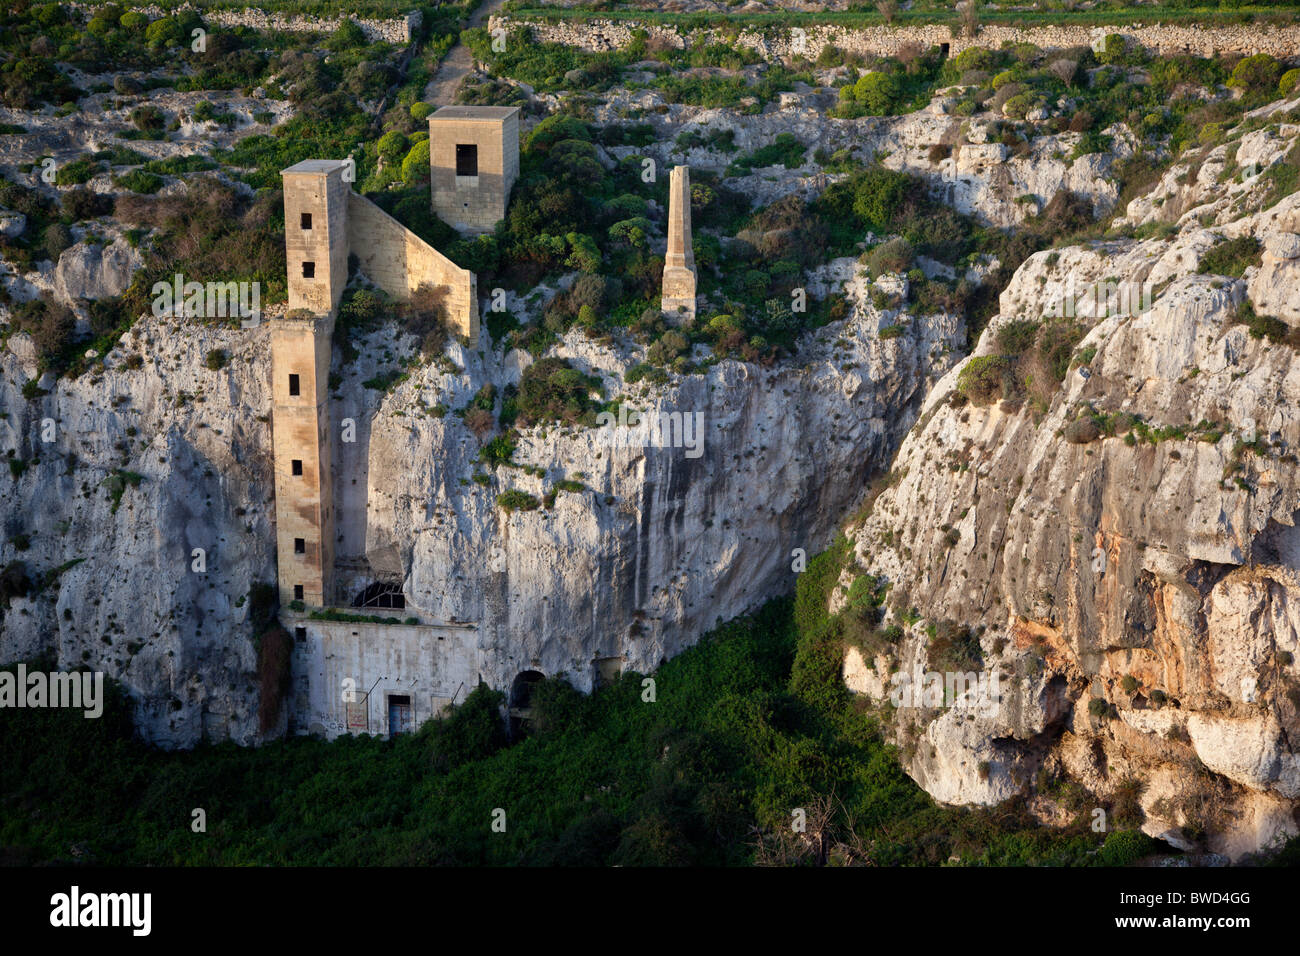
[429,105,520,121]
[281,159,349,175]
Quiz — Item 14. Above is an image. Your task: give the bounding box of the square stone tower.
[274,160,349,608]
[428,105,520,234]
[283,160,350,316]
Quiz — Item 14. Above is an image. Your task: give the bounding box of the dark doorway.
[388,694,412,736]
[508,670,544,738]
[939,42,950,58]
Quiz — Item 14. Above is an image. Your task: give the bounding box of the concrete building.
[661,164,697,325]
[286,608,480,739]
[272,149,508,738]
[274,159,481,609]
[428,105,520,234]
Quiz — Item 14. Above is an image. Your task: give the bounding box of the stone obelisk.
[661,165,697,325]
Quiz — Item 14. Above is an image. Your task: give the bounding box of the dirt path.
[423,0,506,106]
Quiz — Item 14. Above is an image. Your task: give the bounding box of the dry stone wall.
[74,2,421,44]
[493,14,1300,60]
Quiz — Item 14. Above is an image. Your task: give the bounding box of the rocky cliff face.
[0,315,275,747]
[329,262,962,697]
[1,259,961,745]
[838,97,1300,861]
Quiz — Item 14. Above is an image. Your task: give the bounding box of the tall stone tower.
[661,165,697,325]
[428,105,520,234]
[274,160,348,607]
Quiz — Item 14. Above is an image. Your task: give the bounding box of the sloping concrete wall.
[346,192,479,343]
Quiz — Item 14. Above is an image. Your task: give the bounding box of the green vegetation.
[954,317,1088,408]
[496,489,541,513]
[0,540,1186,865]
[308,609,413,626]
[102,469,144,513]
[1233,300,1299,347]
[514,356,604,427]
[1198,235,1261,277]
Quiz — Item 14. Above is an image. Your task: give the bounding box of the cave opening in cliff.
[352,582,406,610]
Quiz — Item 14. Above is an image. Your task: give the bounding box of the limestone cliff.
[837,97,1300,861]
[1,261,961,745]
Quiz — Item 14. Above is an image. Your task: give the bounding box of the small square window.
[301,212,312,230]
[456,143,478,177]
[291,459,303,476]
[302,261,315,279]
[293,584,304,601]
[288,373,300,396]
[294,537,306,555]
[294,627,306,642]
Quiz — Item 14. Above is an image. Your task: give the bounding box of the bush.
[113,169,164,194]
[55,157,98,186]
[1228,54,1281,95]
[926,620,982,673]
[995,320,1039,356]
[1197,235,1261,278]
[61,188,112,221]
[1232,300,1294,346]
[956,355,1008,405]
[1096,830,1158,867]
[851,167,914,230]
[205,349,228,371]
[129,105,165,134]
[410,102,433,121]
[515,357,603,426]
[1281,69,1300,97]
[378,130,409,161]
[496,489,540,513]
[401,139,430,184]
[42,222,73,262]
[865,237,915,277]
[840,70,901,116]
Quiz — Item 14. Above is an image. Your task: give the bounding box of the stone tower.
[428,105,520,234]
[661,165,697,325]
[274,160,348,607]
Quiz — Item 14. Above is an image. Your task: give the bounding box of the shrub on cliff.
[514,357,603,427]
[956,355,1009,405]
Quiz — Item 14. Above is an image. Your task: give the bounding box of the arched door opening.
[508,670,545,738]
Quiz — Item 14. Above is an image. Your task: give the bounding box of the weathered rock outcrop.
[837,120,1300,859]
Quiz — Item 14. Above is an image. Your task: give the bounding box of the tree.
[401,140,430,184]
[851,167,914,230]
[956,0,979,39]
[1049,59,1079,89]
[377,130,408,162]
[876,0,899,26]
[854,71,900,115]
